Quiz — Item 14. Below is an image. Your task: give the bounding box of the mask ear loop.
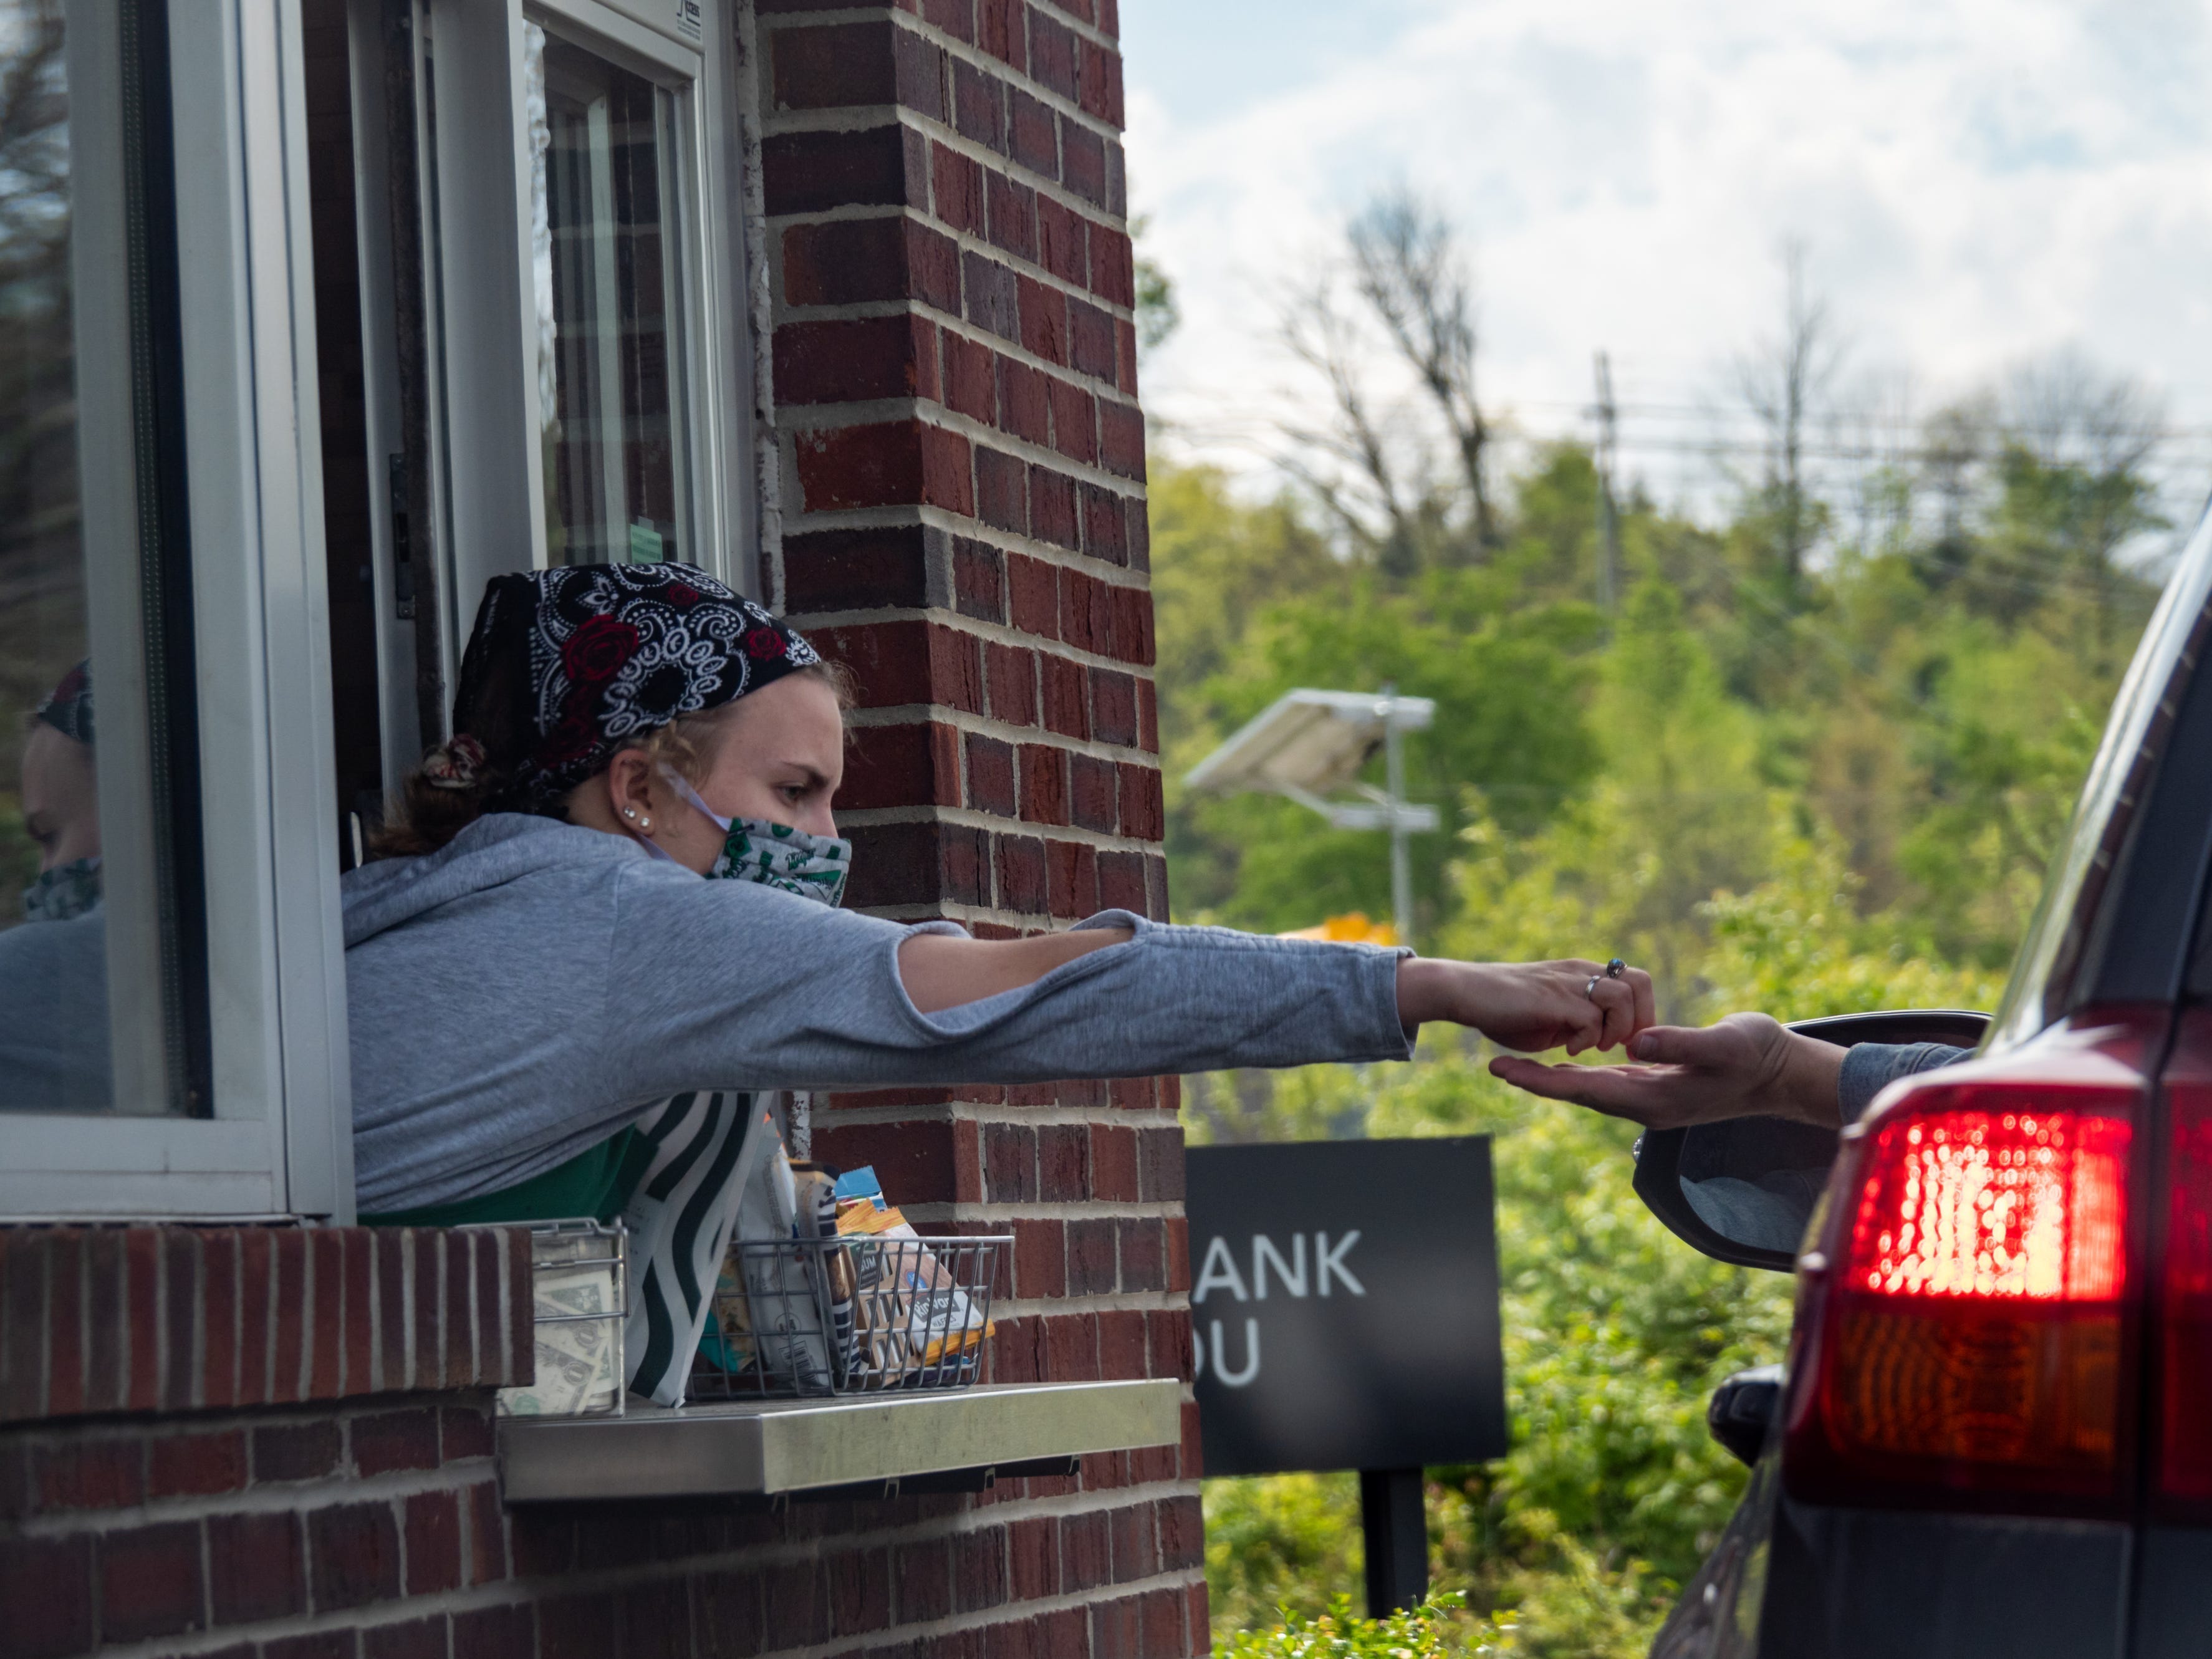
[660,766,734,833]
[627,767,726,864]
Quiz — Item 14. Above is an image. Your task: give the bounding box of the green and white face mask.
[661,771,851,909]
[22,855,100,923]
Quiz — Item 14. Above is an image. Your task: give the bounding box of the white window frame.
[0,0,353,1221]
[393,0,753,716]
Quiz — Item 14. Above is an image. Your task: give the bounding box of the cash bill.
[498,1261,624,1417]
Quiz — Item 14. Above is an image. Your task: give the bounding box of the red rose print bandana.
[450,562,822,811]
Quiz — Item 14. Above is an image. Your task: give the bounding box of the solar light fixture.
[1185,687,1439,948]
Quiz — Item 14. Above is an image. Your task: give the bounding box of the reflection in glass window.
[0,2,108,1112]
[526,25,690,567]
[0,0,200,1115]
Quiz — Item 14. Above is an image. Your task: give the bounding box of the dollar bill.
[499,1261,625,1416]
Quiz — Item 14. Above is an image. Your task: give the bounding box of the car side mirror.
[1708,1363,1784,1466]
[1630,1009,1991,1272]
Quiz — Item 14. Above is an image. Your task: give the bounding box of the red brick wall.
[0,1228,533,1426]
[751,0,1201,1649]
[0,0,1197,1652]
[0,1213,1203,1658]
[0,1395,1206,1657]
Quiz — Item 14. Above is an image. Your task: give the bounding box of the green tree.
[1150,463,1604,934]
[1133,213,1180,351]
[1178,570,1601,936]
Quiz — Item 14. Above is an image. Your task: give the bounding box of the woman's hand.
[1488,1012,1847,1130]
[1396,958,1656,1055]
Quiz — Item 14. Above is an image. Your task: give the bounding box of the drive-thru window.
[0,0,350,1219]
[0,0,753,1216]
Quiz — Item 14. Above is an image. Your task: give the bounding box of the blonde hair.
[370,660,857,859]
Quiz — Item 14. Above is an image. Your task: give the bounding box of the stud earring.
[639,817,652,832]
[622,807,638,820]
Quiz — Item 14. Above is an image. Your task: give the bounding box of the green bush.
[1189,810,2006,1650]
[1219,1592,1509,1658]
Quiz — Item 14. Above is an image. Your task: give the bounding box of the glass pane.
[0,0,201,1115]
[526,24,690,567]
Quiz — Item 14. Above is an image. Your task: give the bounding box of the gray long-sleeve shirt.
[1837,1040,1971,1123]
[345,814,1413,1213]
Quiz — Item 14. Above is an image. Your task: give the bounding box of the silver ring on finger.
[1585,976,1603,1001]
[1606,957,1627,978]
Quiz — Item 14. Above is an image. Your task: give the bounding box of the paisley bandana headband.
[35,661,93,749]
[448,562,822,812]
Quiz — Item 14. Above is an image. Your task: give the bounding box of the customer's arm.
[1835,1040,1973,1123]
[1491,1012,1971,1130]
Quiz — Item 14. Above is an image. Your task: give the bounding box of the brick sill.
[0,1223,534,1426]
[498,1378,1180,1502]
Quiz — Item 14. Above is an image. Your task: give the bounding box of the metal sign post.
[1360,1467,1429,1615]
[1186,1138,1508,1618]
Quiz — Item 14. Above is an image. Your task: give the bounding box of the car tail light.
[2157,1012,2212,1511]
[1783,1014,2158,1515]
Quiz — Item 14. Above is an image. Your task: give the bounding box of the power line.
[1156,407,2212,470]
[1509,392,2212,441]
[1592,351,1621,618]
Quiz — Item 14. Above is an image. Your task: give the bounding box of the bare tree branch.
[2000,348,2165,476]
[1731,241,1845,584]
[1277,271,1425,570]
[1349,190,1494,551]
[1267,192,1496,577]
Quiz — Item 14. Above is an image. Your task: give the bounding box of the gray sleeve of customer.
[1837,1041,1973,1124]
[602,873,1414,1097]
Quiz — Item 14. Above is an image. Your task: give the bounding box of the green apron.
[362,1127,655,1228]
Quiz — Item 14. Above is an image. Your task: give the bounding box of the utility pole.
[1593,350,1622,618]
[1380,683,1414,951]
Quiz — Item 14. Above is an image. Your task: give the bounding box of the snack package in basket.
[828,1165,996,1377]
[710,1155,994,1391]
[852,1217,995,1377]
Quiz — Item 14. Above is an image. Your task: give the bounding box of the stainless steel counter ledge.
[498,1380,1185,1503]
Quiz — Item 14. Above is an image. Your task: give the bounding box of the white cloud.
[1123,0,2212,524]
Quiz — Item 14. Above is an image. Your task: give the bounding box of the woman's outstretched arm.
[898,927,1135,1011]
[897,925,1653,1054]
[589,870,1661,1103]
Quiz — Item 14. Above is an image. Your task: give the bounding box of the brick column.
[751,0,1203,1651]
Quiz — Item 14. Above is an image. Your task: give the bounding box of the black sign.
[1186,1137,1508,1476]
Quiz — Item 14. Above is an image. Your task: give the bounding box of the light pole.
[1185,686,1438,948]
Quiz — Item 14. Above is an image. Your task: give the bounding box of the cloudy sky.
[1118,0,2212,529]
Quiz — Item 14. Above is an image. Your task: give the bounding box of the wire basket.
[693,1233,1008,1400]
[498,1218,628,1419]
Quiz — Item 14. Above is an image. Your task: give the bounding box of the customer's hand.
[1397,958,1655,1055]
[1488,1012,1846,1130]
